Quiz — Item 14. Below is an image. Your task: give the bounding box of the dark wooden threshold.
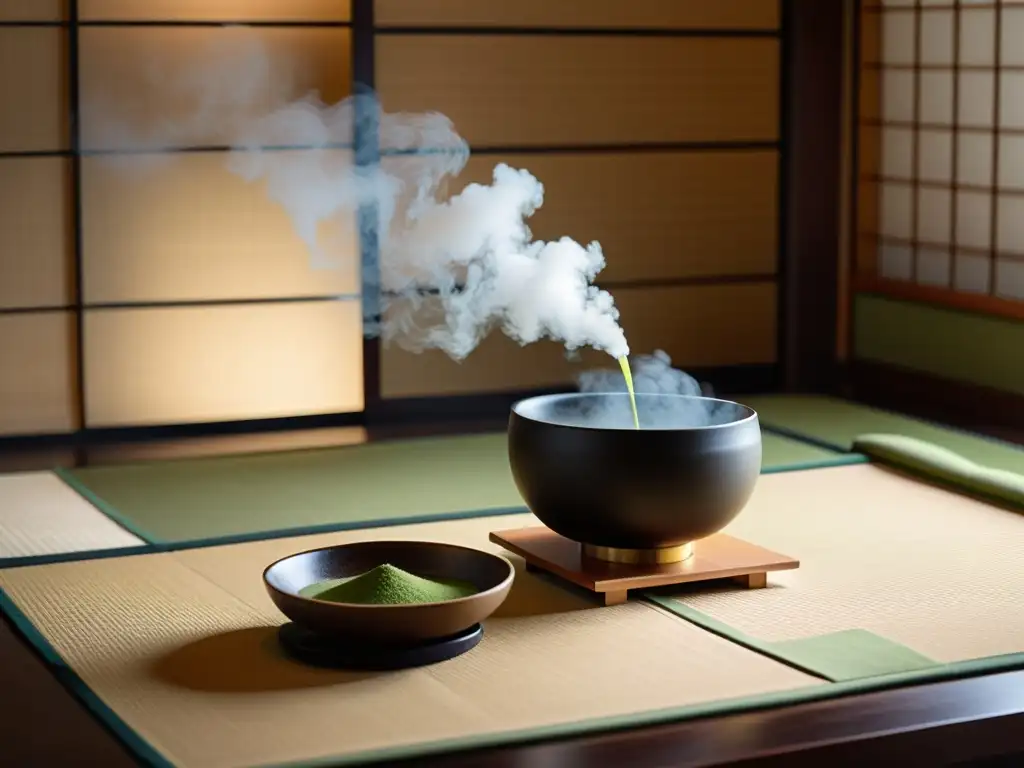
[403,669,1024,767]
[846,360,1024,447]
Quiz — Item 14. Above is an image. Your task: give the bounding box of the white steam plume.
[82,28,629,361]
[574,351,737,428]
[576,350,709,397]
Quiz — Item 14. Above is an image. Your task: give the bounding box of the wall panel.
[0,28,66,153]
[375,35,779,147]
[80,151,359,303]
[83,302,364,427]
[0,157,71,309]
[78,27,351,152]
[79,0,349,21]
[374,0,779,30]
[381,282,777,398]
[0,0,64,20]
[854,294,1024,396]
[415,150,779,283]
[0,313,76,436]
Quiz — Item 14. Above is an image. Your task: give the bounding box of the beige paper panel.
[78,27,351,152]
[376,36,779,147]
[0,0,64,20]
[428,150,779,283]
[83,301,364,427]
[0,157,71,309]
[81,151,359,303]
[380,282,777,398]
[0,28,66,153]
[0,312,76,436]
[80,0,349,21]
[0,513,816,768]
[375,0,779,29]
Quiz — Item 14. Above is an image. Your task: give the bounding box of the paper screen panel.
[0,0,64,20]
[83,302,364,427]
[78,26,351,152]
[0,28,66,153]
[80,151,359,303]
[380,282,777,398]
[0,157,71,309]
[375,0,779,29]
[421,150,778,283]
[997,196,1024,255]
[375,36,779,148]
[0,313,76,436]
[995,260,1024,301]
[79,0,349,21]
[960,6,996,67]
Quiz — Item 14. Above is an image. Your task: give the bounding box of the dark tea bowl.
[508,392,761,562]
[263,540,515,644]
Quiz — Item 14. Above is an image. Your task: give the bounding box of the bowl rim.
[261,539,516,610]
[510,392,758,432]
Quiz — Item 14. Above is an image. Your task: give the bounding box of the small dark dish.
[263,540,514,645]
[276,622,484,671]
[508,392,762,555]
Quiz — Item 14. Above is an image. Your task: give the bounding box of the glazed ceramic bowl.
[508,392,762,554]
[263,540,514,644]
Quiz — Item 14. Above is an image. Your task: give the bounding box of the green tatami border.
[760,453,868,474]
[3,584,1024,768]
[643,595,937,682]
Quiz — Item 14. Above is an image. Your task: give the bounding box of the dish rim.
[262,539,516,610]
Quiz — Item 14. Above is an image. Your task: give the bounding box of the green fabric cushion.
[853,433,1024,508]
[743,394,1024,473]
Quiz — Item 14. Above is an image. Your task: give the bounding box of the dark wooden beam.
[849,359,1024,444]
[780,0,845,394]
[405,669,1024,767]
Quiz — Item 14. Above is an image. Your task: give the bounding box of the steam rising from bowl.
[82,28,630,362]
[575,350,733,427]
[516,392,751,431]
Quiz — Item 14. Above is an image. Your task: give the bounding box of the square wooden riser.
[489,527,800,606]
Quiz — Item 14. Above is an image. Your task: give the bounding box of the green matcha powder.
[299,563,478,605]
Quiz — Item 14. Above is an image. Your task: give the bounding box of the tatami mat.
[0,472,143,560]
[56,429,852,546]
[656,464,1024,665]
[0,513,820,768]
[744,394,1024,472]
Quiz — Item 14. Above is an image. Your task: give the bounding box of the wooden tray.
[490,527,800,606]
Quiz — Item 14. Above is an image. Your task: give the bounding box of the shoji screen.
[0,1,75,436]
[60,1,364,429]
[857,0,1024,315]
[373,0,782,398]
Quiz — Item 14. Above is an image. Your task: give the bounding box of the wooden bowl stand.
[490,526,800,606]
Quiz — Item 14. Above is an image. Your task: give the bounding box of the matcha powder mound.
[301,564,478,605]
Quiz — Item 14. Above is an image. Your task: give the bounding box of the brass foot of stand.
[582,541,695,565]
